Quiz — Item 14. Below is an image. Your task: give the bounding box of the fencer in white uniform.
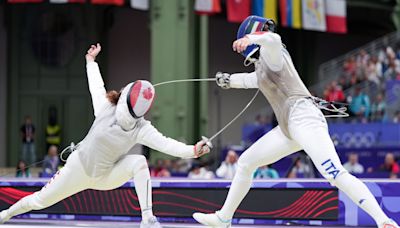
[193,16,398,228]
[0,44,210,228]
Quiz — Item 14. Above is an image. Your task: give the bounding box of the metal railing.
[316,31,400,94]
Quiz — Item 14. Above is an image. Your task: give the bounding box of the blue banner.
[243,123,400,148]
[329,123,400,148]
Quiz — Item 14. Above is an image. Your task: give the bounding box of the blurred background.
[1,0,400,181]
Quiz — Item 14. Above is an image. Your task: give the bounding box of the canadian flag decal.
[143,88,153,100]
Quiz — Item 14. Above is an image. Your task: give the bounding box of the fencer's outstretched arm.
[138,121,200,159]
[216,71,258,89]
[85,44,108,117]
[230,72,258,89]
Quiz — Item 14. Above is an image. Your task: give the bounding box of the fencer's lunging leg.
[0,152,89,223]
[289,100,390,226]
[0,194,36,223]
[93,155,154,221]
[218,126,300,220]
[193,127,300,227]
[334,173,389,225]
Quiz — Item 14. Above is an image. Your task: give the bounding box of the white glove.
[194,140,211,158]
[216,72,231,89]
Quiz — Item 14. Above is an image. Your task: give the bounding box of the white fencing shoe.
[380,219,400,228]
[0,210,10,224]
[140,216,162,228]
[193,211,231,228]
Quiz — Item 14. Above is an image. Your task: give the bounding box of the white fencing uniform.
[0,62,195,223]
[214,32,390,226]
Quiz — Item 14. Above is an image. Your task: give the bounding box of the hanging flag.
[194,0,221,15]
[91,0,124,5]
[49,0,85,3]
[252,0,278,23]
[131,0,149,10]
[302,0,326,31]
[265,0,278,22]
[227,0,251,23]
[279,0,302,29]
[7,0,43,3]
[325,0,347,33]
[252,0,264,16]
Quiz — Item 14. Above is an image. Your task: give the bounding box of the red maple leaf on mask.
[142,88,154,100]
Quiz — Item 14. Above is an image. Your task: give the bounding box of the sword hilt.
[201,136,213,149]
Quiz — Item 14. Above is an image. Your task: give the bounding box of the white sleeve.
[137,121,195,159]
[216,163,227,178]
[246,32,283,71]
[229,71,258,89]
[86,62,108,117]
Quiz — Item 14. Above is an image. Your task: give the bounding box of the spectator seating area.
[316,32,400,123]
[321,46,400,123]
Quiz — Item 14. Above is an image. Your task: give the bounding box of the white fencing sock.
[134,167,153,221]
[219,166,253,220]
[334,173,389,225]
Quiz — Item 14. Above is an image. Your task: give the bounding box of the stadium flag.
[49,0,85,3]
[227,0,251,23]
[325,0,347,33]
[252,0,264,16]
[279,0,302,29]
[194,0,221,15]
[302,0,326,31]
[265,0,278,22]
[91,0,124,5]
[7,0,43,3]
[130,0,149,10]
[252,0,278,23]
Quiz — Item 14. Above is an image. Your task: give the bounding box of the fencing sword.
[201,90,260,148]
[153,78,216,87]
[153,77,260,148]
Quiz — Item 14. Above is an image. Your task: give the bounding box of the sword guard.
[201,136,213,149]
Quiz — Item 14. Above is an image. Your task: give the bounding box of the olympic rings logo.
[391,84,400,97]
[331,132,376,148]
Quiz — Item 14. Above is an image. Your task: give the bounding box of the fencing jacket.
[230,32,311,138]
[76,62,195,177]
